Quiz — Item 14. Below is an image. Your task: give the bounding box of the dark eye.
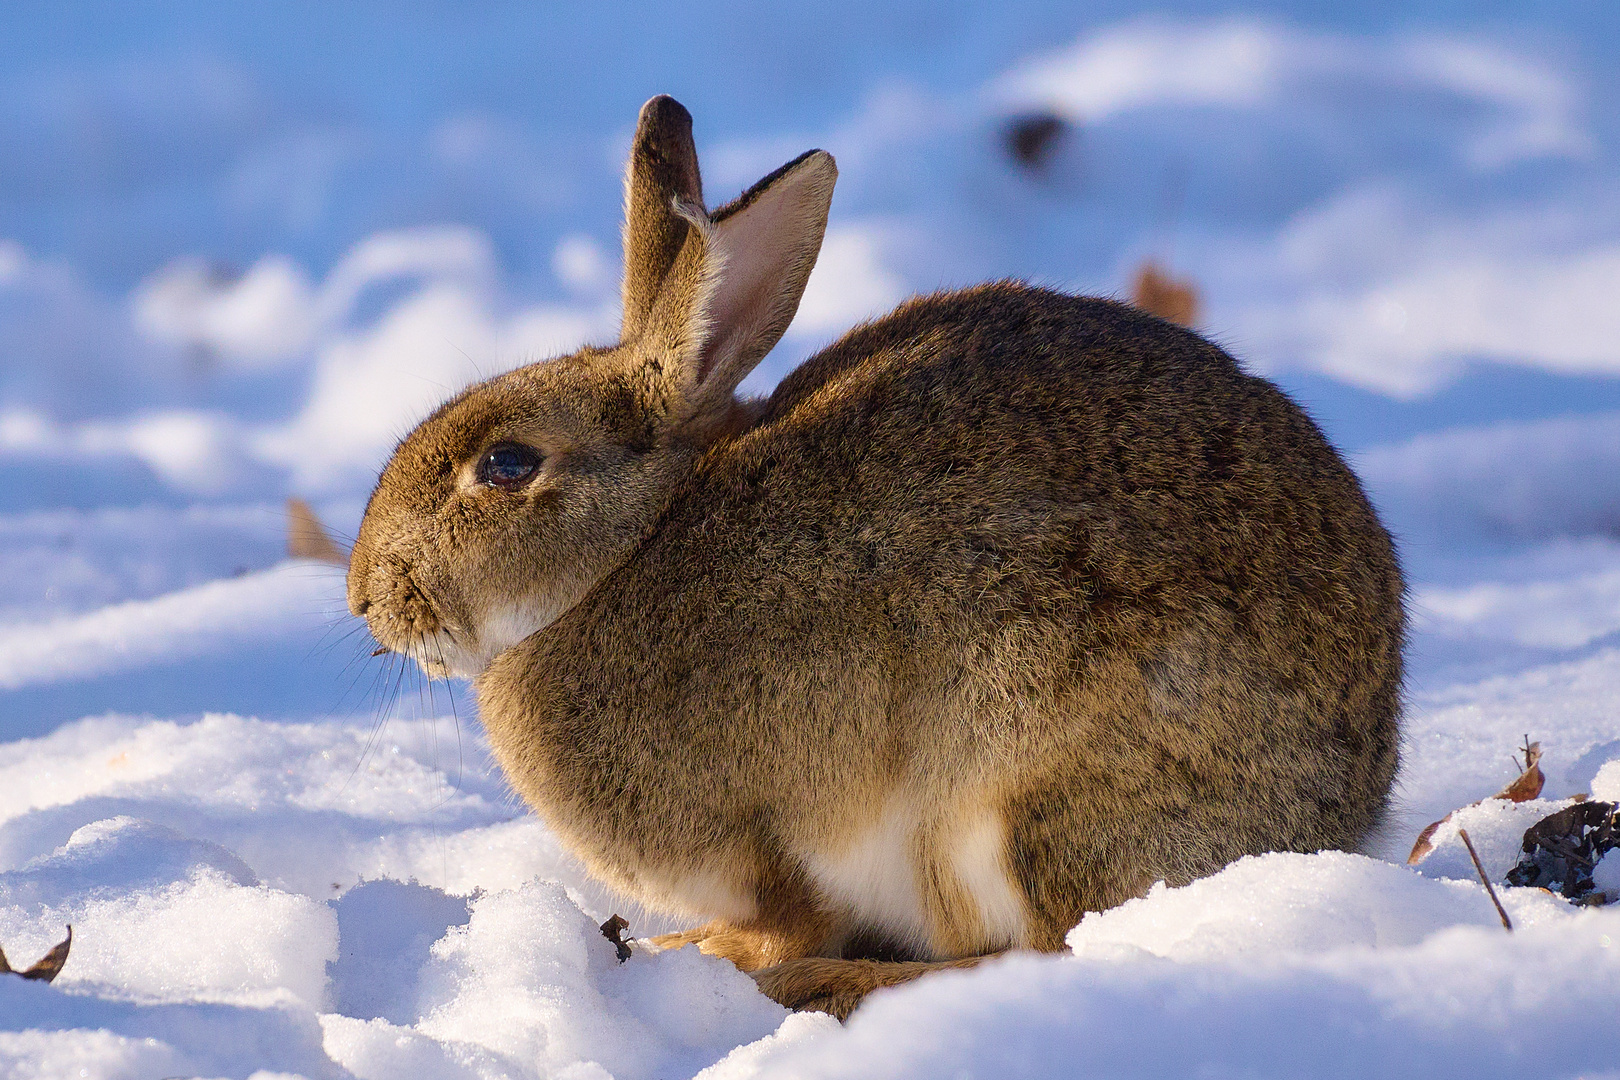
[477,443,542,490]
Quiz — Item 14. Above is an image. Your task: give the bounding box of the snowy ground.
[3,6,1620,1079]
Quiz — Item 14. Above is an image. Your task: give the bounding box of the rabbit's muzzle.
[355,551,559,680]
[355,556,465,678]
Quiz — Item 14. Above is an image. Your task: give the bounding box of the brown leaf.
[1505,800,1619,902]
[1406,819,1447,866]
[0,926,71,984]
[600,914,632,963]
[287,498,349,566]
[1130,261,1200,328]
[1498,740,1545,803]
[1407,741,1546,864]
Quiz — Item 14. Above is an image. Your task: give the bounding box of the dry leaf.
[1130,261,1200,328]
[1408,740,1545,865]
[600,914,632,963]
[0,925,72,983]
[287,497,349,566]
[1505,800,1619,903]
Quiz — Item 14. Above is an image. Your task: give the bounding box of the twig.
[1459,829,1512,931]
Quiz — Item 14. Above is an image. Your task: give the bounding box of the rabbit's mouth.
[353,542,582,679]
[369,618,488,681]
[377,598,562,680]
[355,562,467,674]
[397,629,472,680]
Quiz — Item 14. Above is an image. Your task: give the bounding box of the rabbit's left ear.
[621,95,706,344]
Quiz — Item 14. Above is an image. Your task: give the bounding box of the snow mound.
[0,503,291,624]
[1066,850,1566,961]
[0,561,345,691]
[0,815,333,1008]
[733,853,1620,1080]
[0,977,347,1079]
[325,881,788,1080]
[1593,759,1620,802]
[0,1027,187,1080]
[0,815,256,907]
[0,711,640,913]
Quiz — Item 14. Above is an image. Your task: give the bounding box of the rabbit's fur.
[349,96,1403,1018]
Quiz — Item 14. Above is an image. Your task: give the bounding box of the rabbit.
[347,95,1404,1019]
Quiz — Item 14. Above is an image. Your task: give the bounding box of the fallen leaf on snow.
[1504,800,1619,904]
[1408,739,1545,864]
[0,926,72,983]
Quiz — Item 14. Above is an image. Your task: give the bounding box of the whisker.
[322,526,360,547]
[425,637,468,814]
[322,630,381,688]
[444,638,466,797]
[328,640,384,717]
[338,651,397,795]
[354,660,407,788]
[307,618,369,665]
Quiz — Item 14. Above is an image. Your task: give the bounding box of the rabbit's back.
[688,281,1400,711]
[494,281,1401,952]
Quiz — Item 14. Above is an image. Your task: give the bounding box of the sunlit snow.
[1,6,1618,1079]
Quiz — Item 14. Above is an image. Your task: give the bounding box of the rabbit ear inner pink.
[686,150,837,404]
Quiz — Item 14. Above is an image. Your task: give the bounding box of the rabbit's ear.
[621,96,705,343]
[683,150,837,405]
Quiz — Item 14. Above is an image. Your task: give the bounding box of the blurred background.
[2,1,1619,728]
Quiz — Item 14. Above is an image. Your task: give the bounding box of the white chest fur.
[799,794,1029,957]
[947,813,1030,949]
[802,798,933,953]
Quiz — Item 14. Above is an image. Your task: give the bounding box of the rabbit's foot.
[648,920,816,972]
[751,955,991,1021]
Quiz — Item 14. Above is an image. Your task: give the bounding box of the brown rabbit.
[347,95,1403,1019]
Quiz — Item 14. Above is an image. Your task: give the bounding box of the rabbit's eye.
[478,443,542,490]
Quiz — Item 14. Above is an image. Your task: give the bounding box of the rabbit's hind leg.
[751,955,993,1020]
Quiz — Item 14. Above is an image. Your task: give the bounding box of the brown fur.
[348,96,1404,1018]
[752,955,991,1021]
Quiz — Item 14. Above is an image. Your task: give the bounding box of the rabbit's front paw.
[649,920,807,972]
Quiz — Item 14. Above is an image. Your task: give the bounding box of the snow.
[0,563,343,691]
[2,5,1619,1079]
[1596,851,1620,899]
[714,900,1620,1080]
[1595,761,1620,803]
[994,20,1591,170]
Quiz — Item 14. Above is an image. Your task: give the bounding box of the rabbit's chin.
[398,600,560,680]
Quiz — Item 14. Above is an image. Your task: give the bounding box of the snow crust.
[1,7,1619,1079]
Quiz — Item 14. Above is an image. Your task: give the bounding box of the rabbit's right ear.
[621,95,706,342]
